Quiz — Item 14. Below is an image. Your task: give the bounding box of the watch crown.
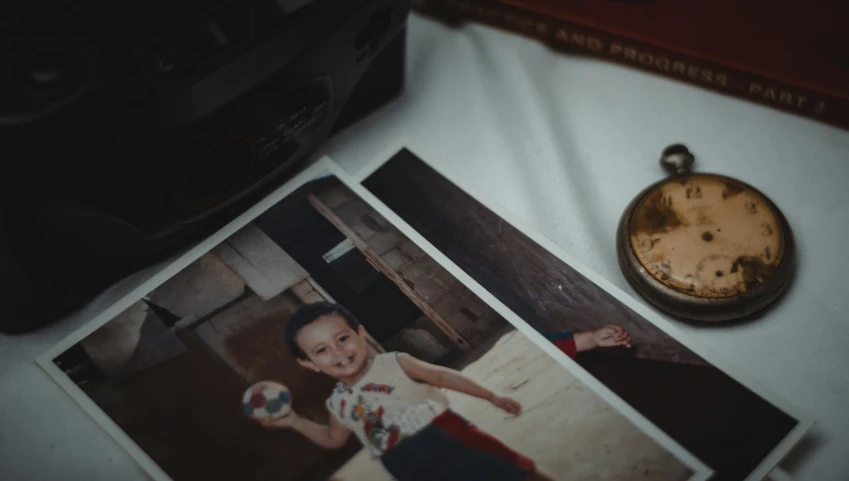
[660,144,695,175]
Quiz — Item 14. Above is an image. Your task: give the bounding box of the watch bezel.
[616,172,796,323]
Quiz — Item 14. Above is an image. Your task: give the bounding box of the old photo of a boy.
[258,302,632,481]
[42,167,701,481]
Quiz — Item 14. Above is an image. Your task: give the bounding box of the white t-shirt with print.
[326,352,450,457]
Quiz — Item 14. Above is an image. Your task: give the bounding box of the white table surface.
[3,13,848,481]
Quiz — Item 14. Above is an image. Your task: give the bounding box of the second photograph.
[361,148,807,481]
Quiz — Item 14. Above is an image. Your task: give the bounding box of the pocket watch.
[616,144,796,323]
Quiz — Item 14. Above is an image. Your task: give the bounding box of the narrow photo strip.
[357,148,813,481]
[38,159,710,481]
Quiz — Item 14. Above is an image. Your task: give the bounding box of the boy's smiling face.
[295,313,369,382]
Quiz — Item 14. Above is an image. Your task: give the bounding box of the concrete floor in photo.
[329,330,694,481]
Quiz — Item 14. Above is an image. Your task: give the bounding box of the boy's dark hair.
[285,302,360,359]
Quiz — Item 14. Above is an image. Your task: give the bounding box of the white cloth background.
[2,13,848,481]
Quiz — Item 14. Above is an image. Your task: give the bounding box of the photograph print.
[40,161,709,481]
[360,148,812,481]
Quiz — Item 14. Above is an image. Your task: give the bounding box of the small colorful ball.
[242,381,291,420]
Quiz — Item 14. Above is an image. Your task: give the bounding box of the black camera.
[0,0,412,333]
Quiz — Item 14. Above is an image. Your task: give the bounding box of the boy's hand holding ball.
[259,410,299,429]
[243,380,296,429]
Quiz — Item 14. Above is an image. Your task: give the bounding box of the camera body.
[1,0,412,333]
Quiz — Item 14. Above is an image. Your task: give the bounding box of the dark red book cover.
[413,0,849,130]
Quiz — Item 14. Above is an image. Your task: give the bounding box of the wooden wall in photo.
[309,184,507,351]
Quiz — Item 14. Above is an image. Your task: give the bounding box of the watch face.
[628,174,784,298]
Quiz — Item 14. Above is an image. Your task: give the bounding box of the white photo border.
[37,156,714,481]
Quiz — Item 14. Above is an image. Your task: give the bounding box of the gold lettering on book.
[687,65,700,80]
[749,82,827,114]
[609,43,729,89]
[554,28,568,42]
[567,32,585,47]
[554,28,606,51]
[587,37,604,51]
[444,0,826,118]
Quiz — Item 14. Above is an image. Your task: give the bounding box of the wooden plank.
[308,193,471,351]
[213,223,309,301]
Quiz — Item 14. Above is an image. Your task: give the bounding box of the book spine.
[412,0,849,131]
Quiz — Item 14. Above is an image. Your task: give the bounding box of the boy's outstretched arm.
[544,325,632,358]
[396,353,522,416]
[576,325,632,351]
[258,408,352,449]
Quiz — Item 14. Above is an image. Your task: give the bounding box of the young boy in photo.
[259,302,630,481]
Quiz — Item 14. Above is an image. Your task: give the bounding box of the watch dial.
[629,174,784,298]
